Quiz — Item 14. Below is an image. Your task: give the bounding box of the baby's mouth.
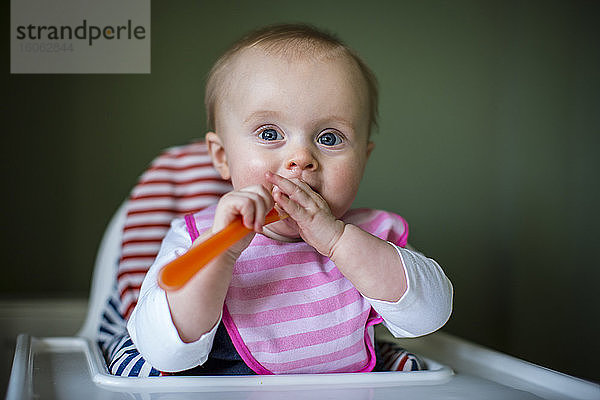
[307,184,320,195]
[303,181,321,196]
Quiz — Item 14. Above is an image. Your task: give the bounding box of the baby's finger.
[239,185,274,231]
[271,185,306,220]
[266,172,315,209]
[218,192,254,231]
[235,192,264,230]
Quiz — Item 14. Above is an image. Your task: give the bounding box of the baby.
[127,24,453,375]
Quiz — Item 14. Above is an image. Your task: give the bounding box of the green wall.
[3,0,599,382]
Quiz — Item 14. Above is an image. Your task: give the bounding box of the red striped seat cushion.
[117,141,232,319]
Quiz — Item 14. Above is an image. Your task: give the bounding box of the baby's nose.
[285,148,318,173]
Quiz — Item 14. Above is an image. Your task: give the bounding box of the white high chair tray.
[7,332,599,400]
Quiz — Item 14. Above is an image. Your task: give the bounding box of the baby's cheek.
[231,159,272,189]
[325,168,362,217]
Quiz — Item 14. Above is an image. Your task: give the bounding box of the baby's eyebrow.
[244,110,281,124]
[306,115,357,134]
[317,116,354,129]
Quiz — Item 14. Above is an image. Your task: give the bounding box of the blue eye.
[258,128,283,141]
[317,131,342,146]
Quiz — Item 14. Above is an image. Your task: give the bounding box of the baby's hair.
[205,23,379,135]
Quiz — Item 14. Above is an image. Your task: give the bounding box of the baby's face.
[213,48,373,237]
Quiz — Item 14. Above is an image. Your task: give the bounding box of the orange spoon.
[158,208,286,291]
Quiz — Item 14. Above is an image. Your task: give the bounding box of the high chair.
[6,142,599,400]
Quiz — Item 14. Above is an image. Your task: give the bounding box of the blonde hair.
[205,24,379,134]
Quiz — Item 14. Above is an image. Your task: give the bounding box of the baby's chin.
[261,218,303,243]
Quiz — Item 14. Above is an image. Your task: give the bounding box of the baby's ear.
[205,132,231,180]
[366,141,375,159]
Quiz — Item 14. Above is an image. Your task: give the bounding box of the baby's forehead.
[227,49,365,103]
[226,46,364,88]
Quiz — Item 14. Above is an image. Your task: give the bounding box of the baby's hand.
[212,184,274,257]
[266,172,345,257]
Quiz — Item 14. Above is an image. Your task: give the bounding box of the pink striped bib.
[185,206,408,374]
